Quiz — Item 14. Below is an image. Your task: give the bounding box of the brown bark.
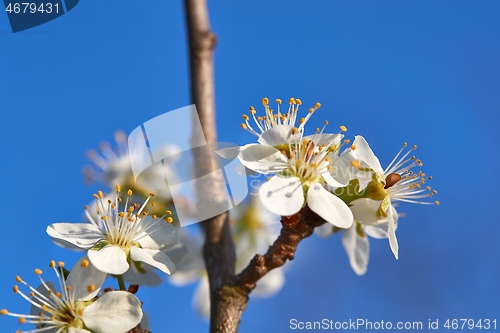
[184,0,242,332]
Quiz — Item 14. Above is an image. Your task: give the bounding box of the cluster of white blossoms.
[219,97,438,275]
[2,97,439,331]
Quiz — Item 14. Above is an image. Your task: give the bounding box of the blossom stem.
[117,275,126,291]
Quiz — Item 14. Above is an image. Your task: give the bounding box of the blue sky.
[1,1,499,332]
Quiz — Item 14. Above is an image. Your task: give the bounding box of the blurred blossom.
[84,130,181,201]
[169,196,287,319]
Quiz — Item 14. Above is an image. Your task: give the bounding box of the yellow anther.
[49,260,56,268]
[92,194,99,199]
[308,108,314,114]
[152,215,157,219]
[344,139,350,144]
[340,125,347,132]
[128,217,135,222]
[351,144,357,150]
[166,210,172,215]
[262,97,269,105]
[87,284,96,292]
[19,317,26,324]
[242,114,249,121]
[240,123,248,129]
[324,120,329,125]
[257,116,263,121]
[435,201,440,205]
[299,117,306,124]
[142,212,147,216]
[314,102,321,109]
[288,97,295,104]
[84,205,89,210]
[81,260,89,268]
[433,190,438,194]
[413,145,417,150]
[0,309,7,315]
[166,217,174,223]
[404,142,408,147]
[116,184,121,192]
[107,200,112,204]
[34,269,42,275]
[66,285,71,292]
[127,189,133,196]
[419,163,423,167]
[118,197,122,202]
[292,127,299,134]
[15,276,21,283]
[101,216,109,221]
[29,292,34,297]
[275,98,282,104]
[328,166,334,171]
[250,108,256,115]
[118,212,125,217]
[351,160,360,167]
[13,286,19,293]
[97,190,103,199]
[295,98,302,105]
[426,186,431,190]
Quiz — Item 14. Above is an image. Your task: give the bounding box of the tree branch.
[232,207,326,293]
[184,1,242,332]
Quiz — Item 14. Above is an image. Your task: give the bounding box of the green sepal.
[334,178,363,205]
[133,260,147,274]
[355,221,366,238]
[91,240,110,251]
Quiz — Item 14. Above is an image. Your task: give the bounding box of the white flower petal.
[303,133,343,146]
[66,256,107,301]
[322,172,345,188]
[307,183,353,228]
[68,328,91,333]
[193,277,210,319]
[46,223,103,249]
[387,207,399,260]
[341,223,369,276]
[363,205,399,239]
[82,291,143,333]
[353,135,384,175]
[215,147,240,159]
[259,176,304,216]
[163,243,188,265]
[136,217,178,250]
[30,282,57,317]
[315,223,335,238]
[130,247,176,275]
[238,144,288,174]
[349,198,381,226]
[88,246,129,275]
[258,125,298,146]
[123,262,162,286]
